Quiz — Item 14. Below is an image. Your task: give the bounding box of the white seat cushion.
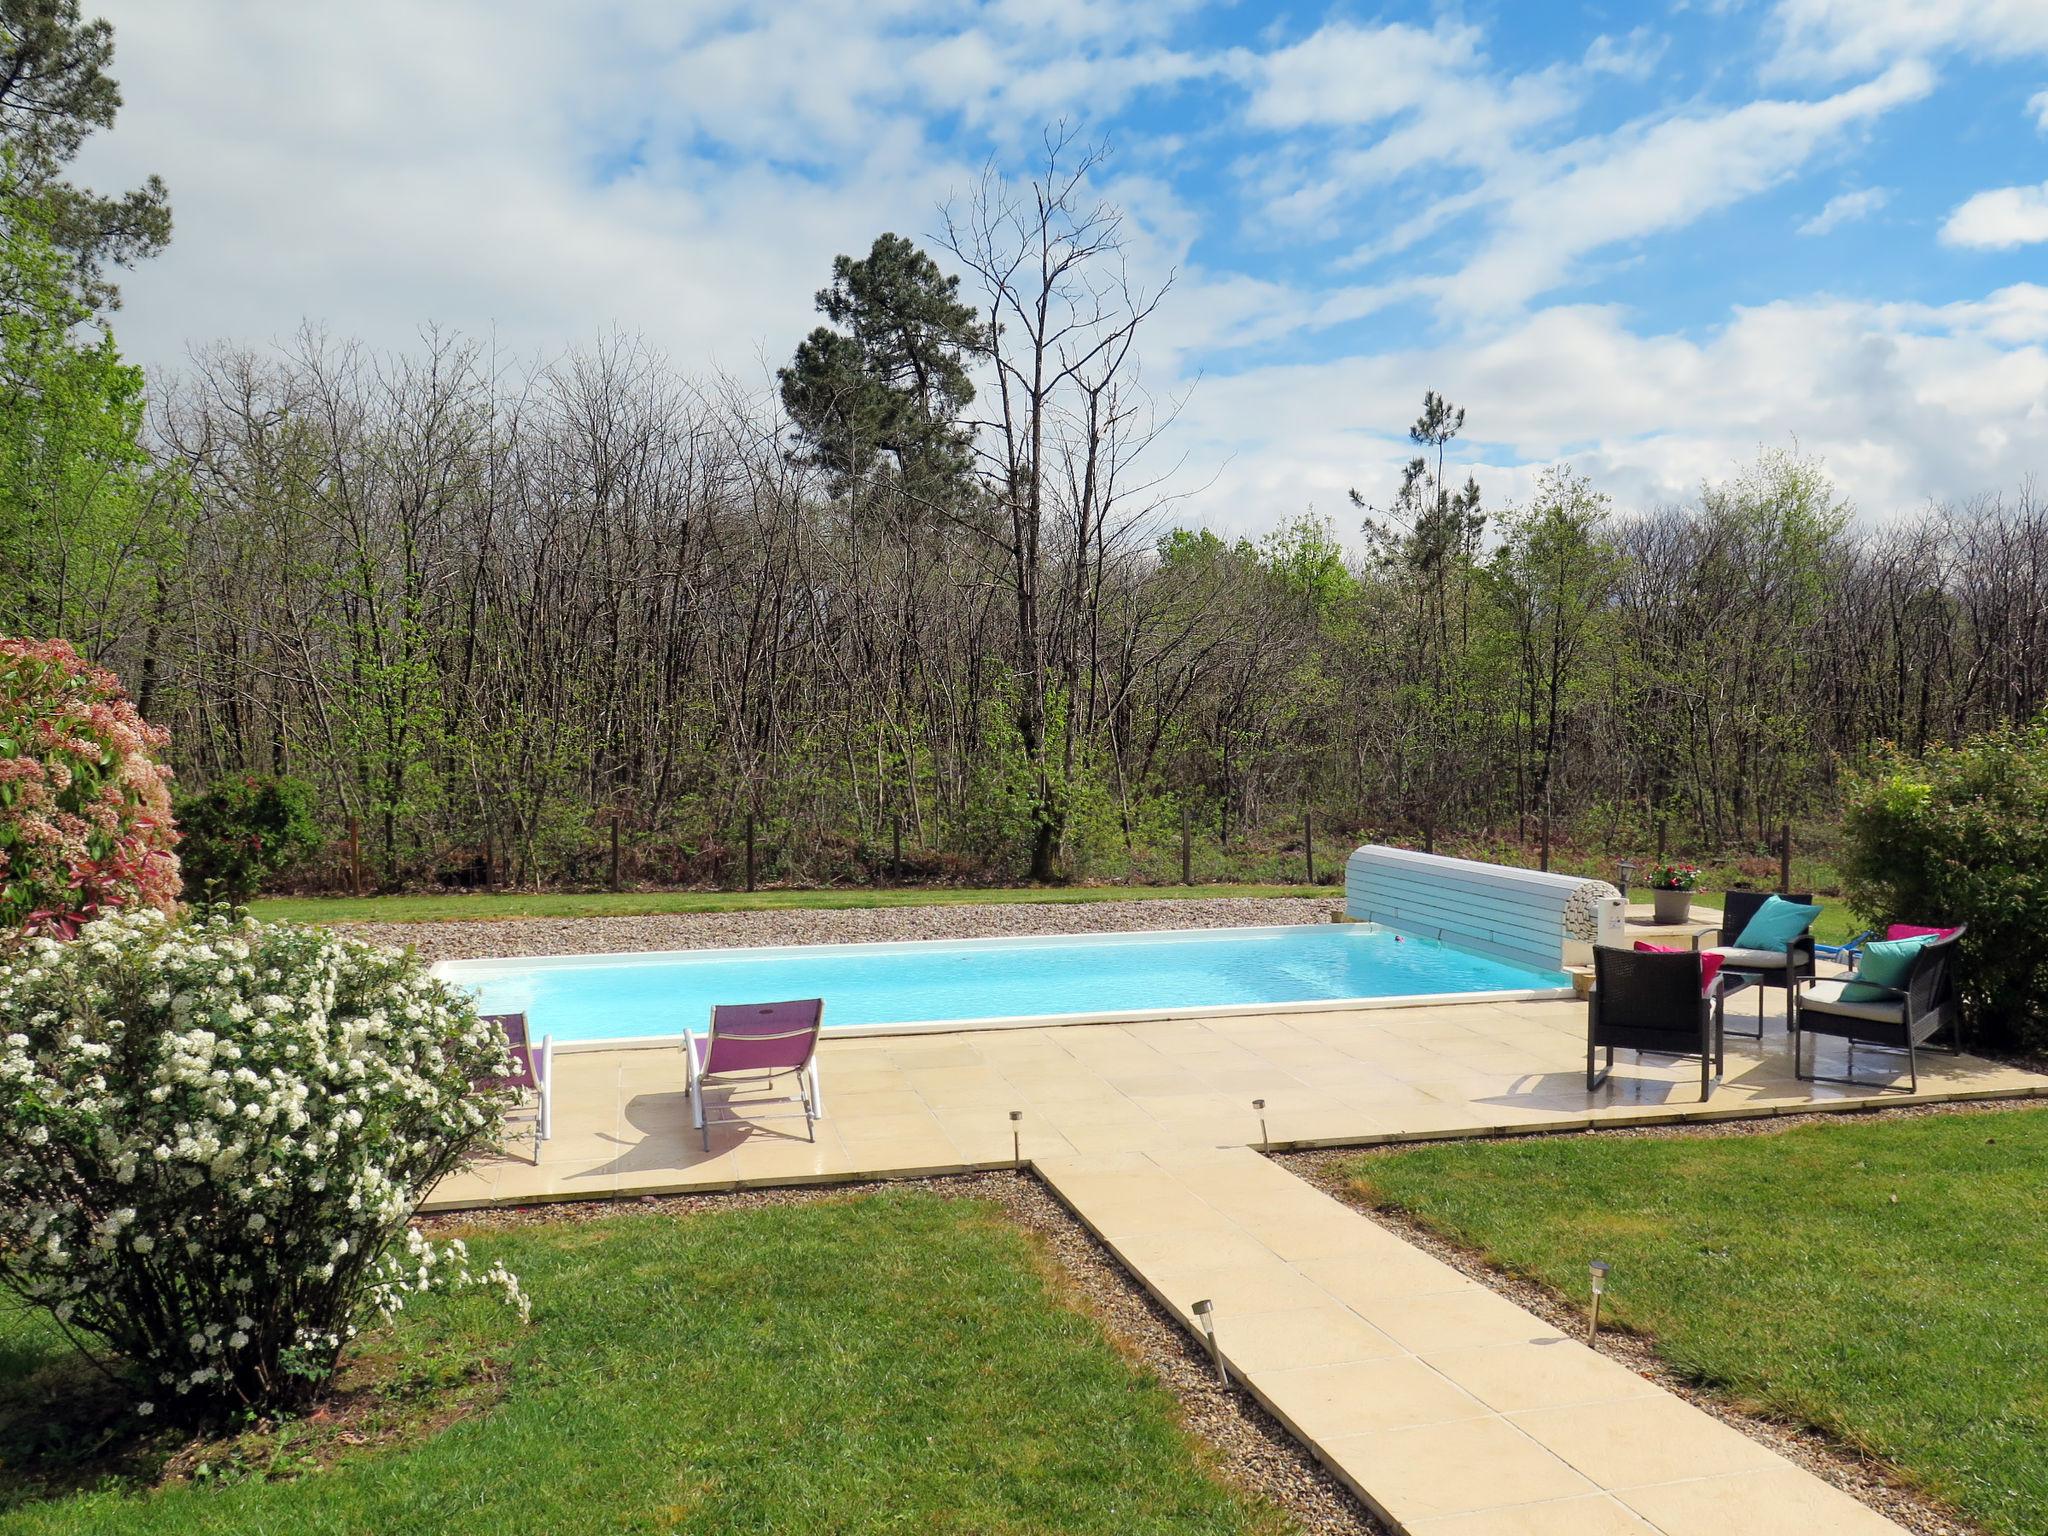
[1796,979,1906,1024]
[1707,945,1794,969]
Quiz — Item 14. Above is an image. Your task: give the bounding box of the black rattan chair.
[1588,946,1727,1101]
[1691,889,1817,1037]
[1792,925,1965,1092]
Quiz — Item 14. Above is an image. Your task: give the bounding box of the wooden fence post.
[744,812,757,893]
[609,812,622,892]
[1780,821,1793,893]
[1304,808,1315,886]
[1181,803,1193,886]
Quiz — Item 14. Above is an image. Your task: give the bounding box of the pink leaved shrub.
[0,637,179,935]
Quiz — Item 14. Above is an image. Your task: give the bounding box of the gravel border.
[1282,1098,2048,1536]
[428,1170,1386,1536]
[341,896,1344,964]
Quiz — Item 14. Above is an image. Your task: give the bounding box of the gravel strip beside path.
[345,895,1345,964]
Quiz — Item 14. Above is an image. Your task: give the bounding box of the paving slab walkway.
[1036,1143,1907,1536]
[427,995,2041,1534]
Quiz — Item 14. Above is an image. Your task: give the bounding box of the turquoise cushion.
[1856,933,1937,990]
[1838,980,1903,1003]
[1732,895,1822,950]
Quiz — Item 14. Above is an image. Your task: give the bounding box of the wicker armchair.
[1691,889,1817,1037]
[1588,946,1727,1101]
[1792,926,1965,1092]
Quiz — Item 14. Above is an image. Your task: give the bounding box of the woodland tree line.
[1,20,2043,894]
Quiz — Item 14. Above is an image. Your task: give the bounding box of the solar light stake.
[1253,1098,1269,1152]
[1616,858,1636,899]
[1009,1109,1023,1166]
[1192,1299,1230,1385]
[1587,1260,1611,1346]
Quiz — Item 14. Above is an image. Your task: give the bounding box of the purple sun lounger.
[477,1011,553,1162]
[685,998,826,1151]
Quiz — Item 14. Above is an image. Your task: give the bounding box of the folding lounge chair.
[686,998,826,1151]
[477,1011,553,1162]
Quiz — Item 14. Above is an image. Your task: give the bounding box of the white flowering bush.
[0,908,527,1422]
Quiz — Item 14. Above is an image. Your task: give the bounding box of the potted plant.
[1645,862,1702,923]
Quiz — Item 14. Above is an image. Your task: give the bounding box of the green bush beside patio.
[1333,1107,2048,1536]
[0,1191,1286,1536]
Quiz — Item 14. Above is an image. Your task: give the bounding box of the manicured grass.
[0,1192,1287,1535]
[249,882,1330,926]
[1333,1108,2048,1536]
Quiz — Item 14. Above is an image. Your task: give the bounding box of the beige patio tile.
[1208,1305,1405,1372]
[902,1066,1015,1108]
[1420,1340,1661,1414]
[1259,1355,1492,1439]
[1138,1258,1341,1323]
[1105,1225,1288,1274]
[1295,1249,1478,1310]
[933,1111,1073,1163]
[1408,1495,1660,1535]
[1350,1286,1565,1352]
[828,1088,930,1119]
[1321,1418,1597,1520]
[1102,1069,1209,1098]
[1618,1467,1906,1535]
[1511,1394,1783,1489]
[835,1111,947,1143]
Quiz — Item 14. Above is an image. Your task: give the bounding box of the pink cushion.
[1633,941,1723,992]
[1885,923,1958,942]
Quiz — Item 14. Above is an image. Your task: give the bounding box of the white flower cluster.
[0,908,527,1417]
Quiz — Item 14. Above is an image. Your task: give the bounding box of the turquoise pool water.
[436,924,1572,1042]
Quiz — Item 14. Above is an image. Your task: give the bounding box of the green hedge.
[1840,721,2048,1051]
[174,773,324,904]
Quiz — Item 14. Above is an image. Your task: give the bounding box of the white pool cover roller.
[1344,845,1624,972]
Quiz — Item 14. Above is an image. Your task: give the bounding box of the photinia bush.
[0,637,180,935]
[1840,721,2048,1051]
[0,908,526,1422]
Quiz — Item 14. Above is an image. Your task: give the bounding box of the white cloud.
[1241,21,1487,129]
[1772,0,2048,76]
[1583,30,1669,80]
[1942,181,2048,249]
[54,0,2048,551]
[2030,88,2048,131]
[1798,186,1890,235]
[1167,287,2048,538]
[1447,62,1932,314]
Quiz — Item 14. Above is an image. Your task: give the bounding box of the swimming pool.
[434,923,1574,1045]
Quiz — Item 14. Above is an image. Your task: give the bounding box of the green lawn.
[250,882,1329,925]
[1333,1107,2048,1536]
[0,1192,1287,1536]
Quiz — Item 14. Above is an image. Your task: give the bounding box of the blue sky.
[76,0,2048,534]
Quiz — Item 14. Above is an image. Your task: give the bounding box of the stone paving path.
[429,997,2043,1533]
[1037,1144,1907,1536]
